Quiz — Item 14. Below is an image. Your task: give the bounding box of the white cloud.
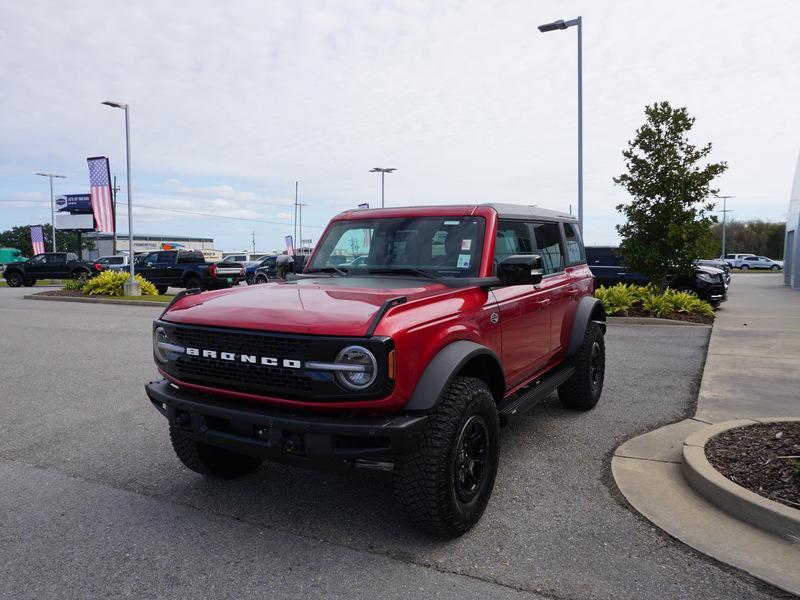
[1,0,799,249]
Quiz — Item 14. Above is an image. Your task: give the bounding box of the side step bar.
[498,364,575,424]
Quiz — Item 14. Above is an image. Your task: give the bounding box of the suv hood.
[162,277,451,336]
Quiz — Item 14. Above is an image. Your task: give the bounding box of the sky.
[1,0,798,252]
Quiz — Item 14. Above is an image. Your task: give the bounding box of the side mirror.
[497,254,544,286]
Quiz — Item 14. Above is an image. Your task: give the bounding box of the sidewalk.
[612,274,800,595]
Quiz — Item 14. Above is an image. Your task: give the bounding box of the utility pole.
[251,230,256,255]
[293,181,299,250]
[35,172,67,251]
[298,202,308,252]
[715,195,735,257]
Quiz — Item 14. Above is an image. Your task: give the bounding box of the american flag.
[30,225,45,255]
[87,156,115,233]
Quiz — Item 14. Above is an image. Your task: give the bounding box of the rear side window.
[563,223,584,265]
[532,222,564,275]
[177,252,201,264]
[48,254,67,264]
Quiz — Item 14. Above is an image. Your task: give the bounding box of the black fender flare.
[566,296,606,358]
[405,341,503,411]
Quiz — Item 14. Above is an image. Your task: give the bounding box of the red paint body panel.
[159,205,594,414]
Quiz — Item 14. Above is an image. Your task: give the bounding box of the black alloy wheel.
[5,272,23,287]
[453,415,490,504]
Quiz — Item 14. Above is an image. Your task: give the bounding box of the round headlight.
[334,345,377,391]
[153,326,184,364]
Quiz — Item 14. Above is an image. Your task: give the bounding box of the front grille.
[171,327,313,397]
[159,322,392,402]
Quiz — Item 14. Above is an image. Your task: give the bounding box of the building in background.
[87,233,216,259]
[784,151,800,289]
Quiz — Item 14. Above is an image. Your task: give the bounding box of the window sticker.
[461,239,472,251]
[457,254,471,268]
[444,220,461,225]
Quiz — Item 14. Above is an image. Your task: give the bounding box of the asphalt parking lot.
[0,287,784,599]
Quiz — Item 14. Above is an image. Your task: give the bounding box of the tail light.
[94,263,102,271]
[209,264,217,278]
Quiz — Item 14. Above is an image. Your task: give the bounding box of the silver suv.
[739,255,783,270]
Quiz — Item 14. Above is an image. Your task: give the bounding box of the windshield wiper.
[306,266,348,277]
[367,268,438,279]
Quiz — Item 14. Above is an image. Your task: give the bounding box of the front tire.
[558,322,605,411]
[5,272,23,287]
[170,425,264,478]
[770,265,780,271]
[255,274,269,284]
[393,376,499,538]
[740,264,749,270]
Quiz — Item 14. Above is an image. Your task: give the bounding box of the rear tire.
[245,273,255,285]
[71,269,90,281]
[169,425,264,478]
[5,272,23,287]
[156,285,169,294]
[558,322,605,411]
[740,264,749,270]
[185,275,202,291]
[393,376,499,538]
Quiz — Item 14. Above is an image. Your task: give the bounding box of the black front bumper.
[145,379,426,469]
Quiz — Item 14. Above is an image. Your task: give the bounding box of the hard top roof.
[338,203,576,222]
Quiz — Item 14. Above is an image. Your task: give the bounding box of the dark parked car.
[696,259,732,285]
[586,246,727,306]
[252,254,307,283]
[2,252,103,286]
[130,250,244,294]
[245,255,277,284]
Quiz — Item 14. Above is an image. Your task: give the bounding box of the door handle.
[617,272,627,276]
[536,298,551,310]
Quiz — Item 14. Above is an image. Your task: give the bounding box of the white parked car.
[720,253,755,268]
[739,255,783,270]
[95,255,130,270]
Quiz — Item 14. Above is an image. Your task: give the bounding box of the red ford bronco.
[146,204,606,536]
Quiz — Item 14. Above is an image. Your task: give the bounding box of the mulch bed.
[610,306,714,324]
[706,422,800,511]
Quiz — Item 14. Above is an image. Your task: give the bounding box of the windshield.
[308,216,486,277]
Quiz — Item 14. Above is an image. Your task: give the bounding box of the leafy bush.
[82,270,157,296]
[595,282,714,319]
[62,278,83,291]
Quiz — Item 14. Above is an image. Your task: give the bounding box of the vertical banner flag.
[87,156,115,233]
[30,225,45,255]
[285,235,295,255]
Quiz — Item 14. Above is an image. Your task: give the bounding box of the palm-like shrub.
[82,270,157,296]
[595,283,714,319]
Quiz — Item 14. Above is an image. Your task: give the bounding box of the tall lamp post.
[538,16,583,234]
[715,195,735,257]
[35,172,66,251]
[102,100,140,295]
[369,167,396,208]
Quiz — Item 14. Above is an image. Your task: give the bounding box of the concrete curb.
[24,294,169,307]
[606,316,711,327]
[682,418,800,542]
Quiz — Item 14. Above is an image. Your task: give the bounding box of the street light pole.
[538,16,583,234]
[715,195,735,257]
[298,202,307,251]
[102,100,140,295]
[35,172,66,251]
[369,168,396,208]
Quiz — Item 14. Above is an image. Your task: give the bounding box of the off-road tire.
[5,272,24,287]
[558,322,605,411]
[393,376,499,538]
[156,285,169,295]
[255,274,269,284]
[169,425,264,478]
[184,275,203,291]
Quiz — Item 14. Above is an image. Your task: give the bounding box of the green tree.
[711,219,786,259]
[614,101,727,289]
[0,224,95,257]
